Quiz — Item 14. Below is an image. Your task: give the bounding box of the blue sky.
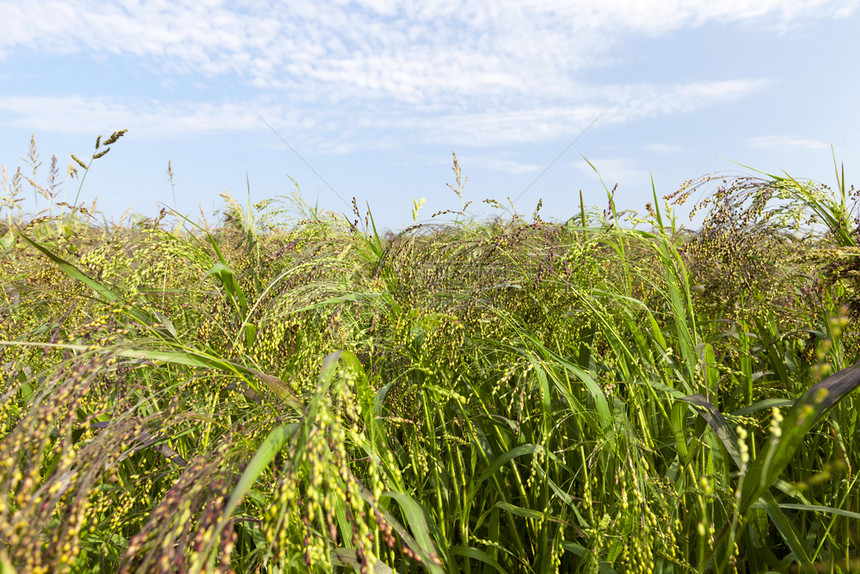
[1,0,858,231]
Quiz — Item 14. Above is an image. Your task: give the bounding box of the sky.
[1,0,858,231]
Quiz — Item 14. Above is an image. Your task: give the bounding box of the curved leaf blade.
[739,360,860,514]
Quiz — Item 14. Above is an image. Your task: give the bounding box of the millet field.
[1,132,860,573]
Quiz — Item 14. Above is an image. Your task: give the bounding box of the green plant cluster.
[1,138,860,573]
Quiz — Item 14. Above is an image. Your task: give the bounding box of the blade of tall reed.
[382,492,447,574]
[518,331,612,437]
[473,444,542,489]
[756,492,815,573]
[653,235,700,387]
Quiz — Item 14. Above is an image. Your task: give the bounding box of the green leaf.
[529,338,612,435]
[739,360,860,514]
[17,230,119,303]
[495,501,544,521]
[381,492,446,574]
[751,502,860,521]
[208,262,248,318]
[475,444,540,487]
[561,543,617,574]
[0,340,303,412]
[760,491,815,573]
[670,400,691,463]
[218,423,299,532]
[451,546,509,574]
[16,230,159,329]
[331,548,394,573]
[732,398,795,417]
[679,393,742,468]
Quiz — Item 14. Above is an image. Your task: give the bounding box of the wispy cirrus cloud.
[0,77,769,150]
[417,79,770,147]
[2,1,852,103]
[0,0,854,148]
[0,96,262,134]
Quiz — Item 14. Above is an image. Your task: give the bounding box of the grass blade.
[739,360,860,514]
[331,548,394,573]
[0,340,303,410]
[15,230,161,330]
[451,546,509,574]
[382,492,446,574]
[475,444,541,487]
[760,491,815,573]
[217,423,299,533]
[679,393,742,468]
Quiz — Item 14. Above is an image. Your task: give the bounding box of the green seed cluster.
[260,360,411,572]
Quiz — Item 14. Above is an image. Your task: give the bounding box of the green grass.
[1,136,860,573]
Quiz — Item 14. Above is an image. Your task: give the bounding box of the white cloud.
[1,0,853,99]
[598,79,773,122]
[0,96,306,137]
[422,79,768,147]
[0,0,851,148]
[747,135,831,150]
[0,77,769,150]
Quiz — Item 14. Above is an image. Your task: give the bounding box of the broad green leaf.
[732,398,795,417]
[670,399,691,463]
[760,491,815,573]
[208,262,248,317]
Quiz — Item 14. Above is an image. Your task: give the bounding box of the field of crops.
[2,140,860,573]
